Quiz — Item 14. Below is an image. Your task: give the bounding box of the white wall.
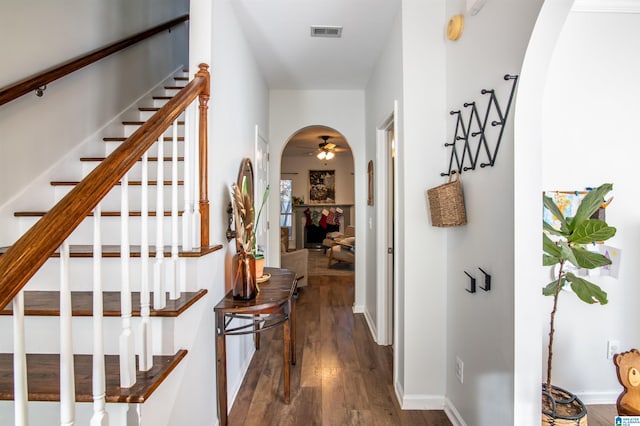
[281,153,355,206]
[364,6,403,347]
[444,0,542,424]
[0,0,189,216]
[540,9,640,404]
[268,90,366,308]
[170,0,270,424]
[394,0,448,407]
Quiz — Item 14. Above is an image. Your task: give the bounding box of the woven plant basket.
[426,170,467,227]
[541,384,588,426]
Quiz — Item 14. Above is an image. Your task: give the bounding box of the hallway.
[227,274,451,425]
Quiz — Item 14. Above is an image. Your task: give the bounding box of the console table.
[214,267,298,426]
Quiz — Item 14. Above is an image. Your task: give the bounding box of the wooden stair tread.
[15,211,183,217]
[103,136,184,142]
[51,180,184,186]
[174,77,188,81]
[0,350,187,403]
[80,156,184,162]
[152,96,172,100]
[0,289,207,317]
[122,121,184,126]
[163,86,184,90]
[0,244,223,258]
[138,107,161,112]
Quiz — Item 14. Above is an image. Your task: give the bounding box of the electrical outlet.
[455,356,464,384]
[607,340,620,359]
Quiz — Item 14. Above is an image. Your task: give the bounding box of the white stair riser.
[0,314,183,355]
[123,123,185,138]
[138,110,185,122]
[54,185,186,212]
[17,216,185,246]
[23,257,199,292]
[81,160,185,181]
[104,140,186,157]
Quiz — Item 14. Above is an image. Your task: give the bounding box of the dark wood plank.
[15,211,183,217]
[0,244,223,258]
[228,274,452,426]
[80,156,184,162]
[586,404,618,425]
[0,289,207,317]
[0,350,186,402]
[51,180,184,186]
[122,121,184,126]
[103,136,184,142]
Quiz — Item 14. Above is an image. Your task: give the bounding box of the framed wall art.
[309,170,335,203]
[367,160,374,206]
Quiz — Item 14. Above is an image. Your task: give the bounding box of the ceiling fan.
[315,135,348,160]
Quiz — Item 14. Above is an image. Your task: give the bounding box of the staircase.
[0,65,219,425]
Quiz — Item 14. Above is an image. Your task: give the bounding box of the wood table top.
[214,267,297,314]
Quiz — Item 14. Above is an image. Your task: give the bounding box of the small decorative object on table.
[231,177,257,300]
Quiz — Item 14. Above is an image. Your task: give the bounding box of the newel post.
[196,63,210,247]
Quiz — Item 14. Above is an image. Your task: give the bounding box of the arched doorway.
[279,125,355,272]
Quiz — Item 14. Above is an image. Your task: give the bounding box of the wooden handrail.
[0,64,210,311]
[0,14,189,107]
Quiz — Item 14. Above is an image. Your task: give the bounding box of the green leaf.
[566,272,608,305]
[543,233,562,257]
[543,279,564,296]
[570,219,616,244]
[570,183,612,228]
[543,254,560,266]
[543,194,570,232]
[544,220,566,237]
[570,246,612,269]
[559,242,579,267]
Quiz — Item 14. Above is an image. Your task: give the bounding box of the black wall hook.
[479,268,491,291]
[464,271,476,293]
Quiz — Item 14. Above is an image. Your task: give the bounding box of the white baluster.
[60,240,75,426]
[169,119,180,299]
[120,173,136,388]
[154,136,166,309]
[91,204,108,426]
[182,104,192,251]
[13,291,28,426]
[139,153,153,371]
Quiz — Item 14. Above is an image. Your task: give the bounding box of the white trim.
[444,398,467,426]
[362,308,378,343]
[400,394,446,410]
[352,304,365,313]
[575,391,618,405]
[573,0,640,13]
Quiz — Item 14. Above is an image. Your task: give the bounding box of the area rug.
[307,249,355,277]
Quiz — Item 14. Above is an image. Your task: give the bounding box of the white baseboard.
[394,381,445,410]
[352,304,365,313]
[362,308,378,343]
[576,390,619,405]
[444,398,467,426]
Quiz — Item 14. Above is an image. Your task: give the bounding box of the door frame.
[375,101,399,347]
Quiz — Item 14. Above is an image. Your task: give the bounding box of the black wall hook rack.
[441,74,519,177]
[478,268,491,291]
[464,271,476,294]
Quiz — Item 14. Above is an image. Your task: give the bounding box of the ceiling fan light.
[325,151,335,160]
[317,151,326,160]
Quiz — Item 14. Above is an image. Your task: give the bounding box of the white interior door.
[254,125,270,262]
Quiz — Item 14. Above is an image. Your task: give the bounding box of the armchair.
[280,227,308,288]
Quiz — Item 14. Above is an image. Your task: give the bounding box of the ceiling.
[281,125,351,159]
[231,0,401,90]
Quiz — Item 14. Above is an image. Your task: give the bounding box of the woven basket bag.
[426,170,467,227]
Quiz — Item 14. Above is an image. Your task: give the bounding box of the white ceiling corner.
[572,0,640,13]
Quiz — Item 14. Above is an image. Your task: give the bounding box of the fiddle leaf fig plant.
[542,183,616,390]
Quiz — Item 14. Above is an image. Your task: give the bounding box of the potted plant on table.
[541,183,616,424]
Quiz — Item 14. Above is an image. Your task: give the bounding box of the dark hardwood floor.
[228,274,451,426]
[227,271,619,425]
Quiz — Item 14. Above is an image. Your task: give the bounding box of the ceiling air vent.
[310,25,343,38]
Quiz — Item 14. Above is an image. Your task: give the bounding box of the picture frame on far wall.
[309,170,335,203]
